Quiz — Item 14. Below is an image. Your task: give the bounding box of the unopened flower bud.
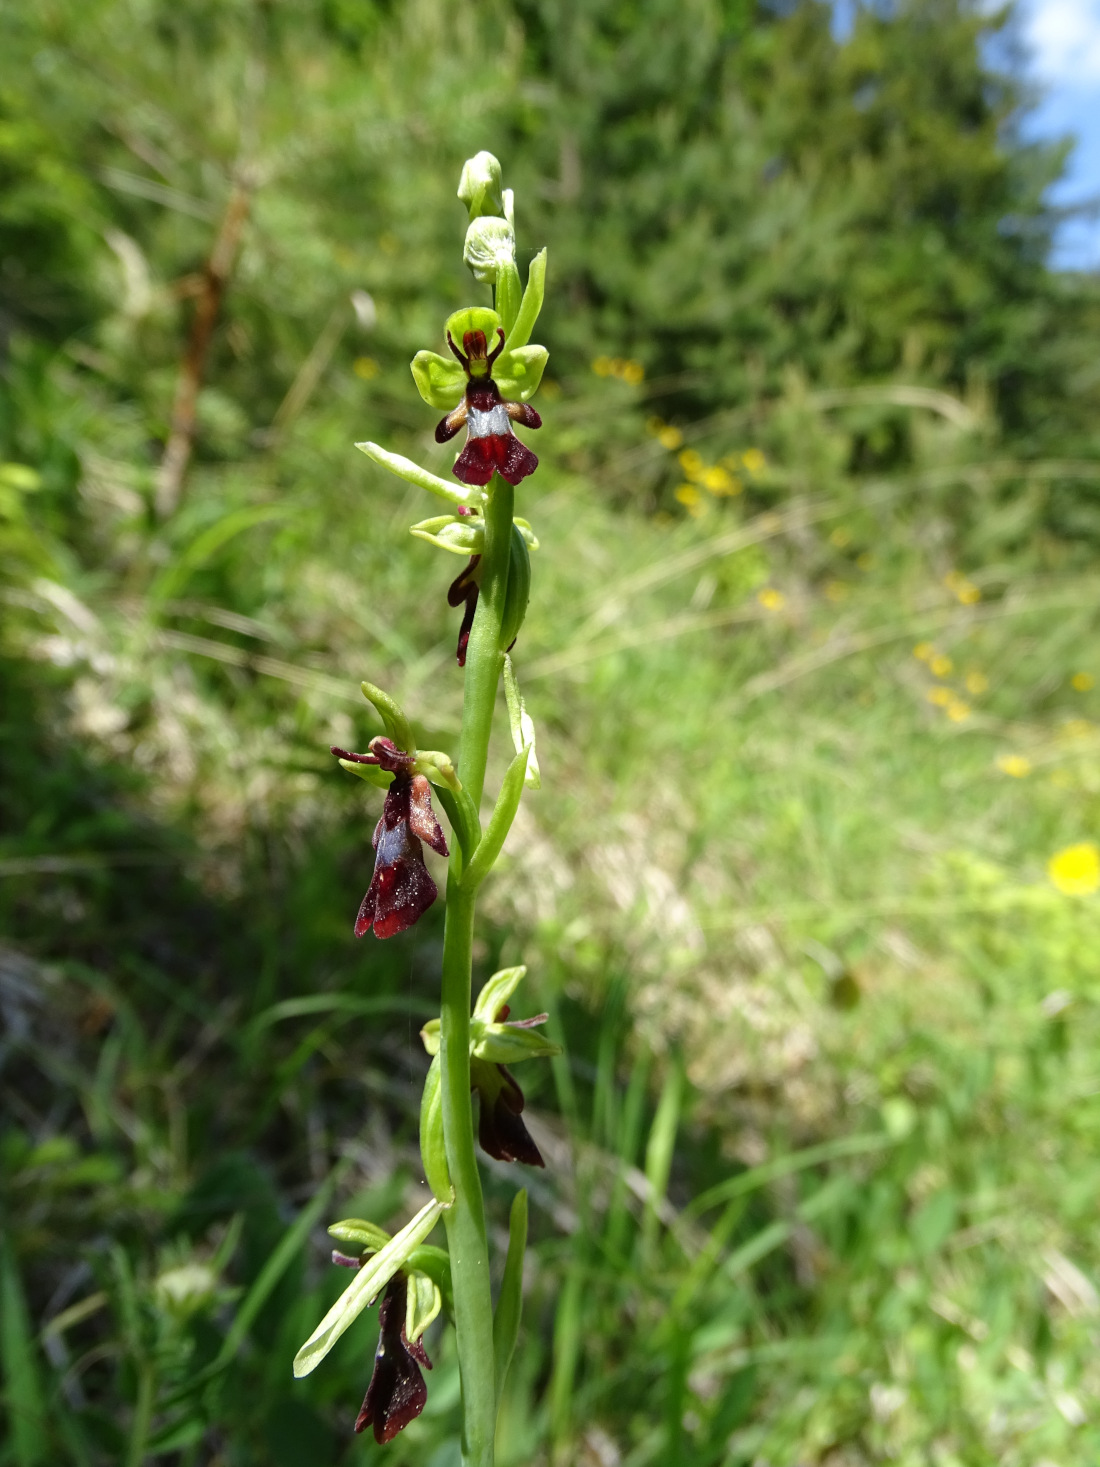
[457,151,505,221]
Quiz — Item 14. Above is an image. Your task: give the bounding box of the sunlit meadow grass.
[4,378,1100,1465]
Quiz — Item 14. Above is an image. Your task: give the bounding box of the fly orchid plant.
[293,153,556,1466]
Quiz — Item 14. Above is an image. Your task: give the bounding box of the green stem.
[439,476,514,1467]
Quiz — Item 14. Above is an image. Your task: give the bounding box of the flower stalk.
[294,153,554,1467]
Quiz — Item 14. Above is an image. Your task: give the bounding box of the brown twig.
[155,180,252,518]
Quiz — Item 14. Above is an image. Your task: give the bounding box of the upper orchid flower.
[411,302,548,489]
[435,326,542,486]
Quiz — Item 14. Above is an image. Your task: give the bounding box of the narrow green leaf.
[218,1158,353,1373]
[356,441,471,507]
[460,745,529,889]
[292,1198,445,1378]
[433,783,481,867]
[642,1055,684,1254]
[0,1236,48,1466]
[493,1190,527,1410]
[508,248,547,350]
[419,1055,452,1203]
[502,655,540,789]
[150,504,291,604]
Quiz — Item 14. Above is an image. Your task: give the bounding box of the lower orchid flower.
[354,1273,432,1443]
[330,736,448,938]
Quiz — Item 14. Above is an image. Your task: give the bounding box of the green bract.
[292,1199,446,1378]
[410,514,539,557]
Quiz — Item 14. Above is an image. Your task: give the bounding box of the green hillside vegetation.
[3,1,1100,1463]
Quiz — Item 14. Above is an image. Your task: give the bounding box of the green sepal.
[327,1218,391,1253]
[337,757,393,791]
[410,514,484,556]
[471,1022,560,1066]
[494,345,548,403]
[293,1198,446,1377]
[419,1018,440,1057]
[419,1055,452,1203]
[473,966,528,1023]
[457,151,504,220]
[514,517,539,551]
[503,654,540,789]
[405,1245,453,1316]
[405,1270,443,1344]
[445,307,502,356]
[410,352,466,410]
[360,681,413,753]
[461,743,530,890]
[500,525,531,653]
[508,249,547,351]
[493,1190,527,1409]
[356,441,474,508]
[432,783,481,867]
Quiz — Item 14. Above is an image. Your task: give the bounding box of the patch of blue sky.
[831,0,1100,272]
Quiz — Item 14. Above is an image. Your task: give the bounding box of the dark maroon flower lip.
[332,745,449,940]
[354,1274,432,1443]
[471,1056,545,1168]
[434,328,542,488]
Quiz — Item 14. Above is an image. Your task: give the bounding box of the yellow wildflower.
[757,587,785,611]
[830,527,852,548]
[658,424,684,451]
[702,464,738,495]
[996,754,1031,778]
[965,671,989,695]
[930,654,953,678]
[678,448,704,479]
[1071,672,1095,692]
[674,485,704,517]
[946,699,971,722]
[1048,842,1100,896]
[620,359,645,385]
[742,448,767,475]
[956,582,981,605]
[913,642,934,662]
[353,356,380,379]
[592,356,613,376]
[927,687,952,707]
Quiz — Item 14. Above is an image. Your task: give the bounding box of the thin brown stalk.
[155,181,252,518]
